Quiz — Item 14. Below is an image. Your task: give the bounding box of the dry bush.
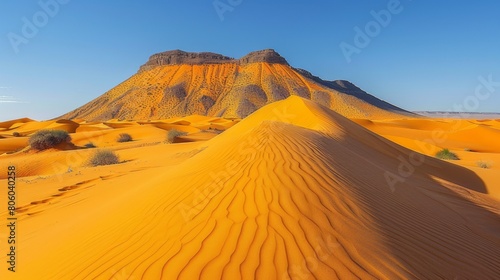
[117,133,133,142]
[166,129,187,144]
[89,150,119,166]
[29,130,71,150]
[476,161,492,169]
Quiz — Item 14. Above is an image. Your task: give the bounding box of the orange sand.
[0,97,499,279]
[354,117,500,199]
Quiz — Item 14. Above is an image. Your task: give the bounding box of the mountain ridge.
[138,49,289,72]
[61,49,414,121]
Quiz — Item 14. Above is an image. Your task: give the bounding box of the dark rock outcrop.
[139,49,289,72]
[139,50,234,72]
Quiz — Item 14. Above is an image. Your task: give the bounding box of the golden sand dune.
[0,118,34,129]
[60,50,413,121]
[355,117,500,199]
[0,116,234,157]
[357,118,500,153]
[1,96,499,279]
[0,120,68,137]
[0,137,28,155]
[0,119,79,154]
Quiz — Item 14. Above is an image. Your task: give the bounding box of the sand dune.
[0,118,34,129]
[0,117,234,156]
[355,117,500,200]
[1,97,499,279]
[0,137,28,155]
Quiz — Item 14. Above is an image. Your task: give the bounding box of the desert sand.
[0,96,499,279]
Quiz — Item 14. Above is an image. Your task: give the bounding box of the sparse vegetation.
[29,130,71,150]
[12,132,20,137]
[84,142,96,148]
[89,150,120,166]
[117,133,133,142]
[202,129,224,135]
[476,161,492,169]
[435,148,460,160]
[166,129,187,143]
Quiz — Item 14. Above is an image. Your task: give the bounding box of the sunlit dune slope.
[354,118,500,199]
[0,115,235,156]
[3,96,499,280]
[0,118,34,130]
[0,119,79,154]
[61,49,412,121]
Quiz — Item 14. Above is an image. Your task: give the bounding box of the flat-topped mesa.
[138,49,289,72]
[138,50,234,72]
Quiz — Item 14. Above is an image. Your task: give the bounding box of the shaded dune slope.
[12,97,500,279]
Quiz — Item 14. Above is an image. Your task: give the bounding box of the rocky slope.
[61,49,413,121]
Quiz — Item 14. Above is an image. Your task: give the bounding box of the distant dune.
[415,111,500,119]
[60,49,413,121]
[2,96,499,279]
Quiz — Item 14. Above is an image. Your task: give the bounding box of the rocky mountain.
[61,49,413,121]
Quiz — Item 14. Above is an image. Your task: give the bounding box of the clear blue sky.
[1,0,499,121]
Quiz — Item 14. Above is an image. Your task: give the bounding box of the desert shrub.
[84,142,96,148]
[117,133,132,142]
[202,129,224,135]
[166,129,187,143]
[476,161,491,169]
[12,132,20,137]
[29,130,71,150]
[436,148,460,160]
[89,150,119,166]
